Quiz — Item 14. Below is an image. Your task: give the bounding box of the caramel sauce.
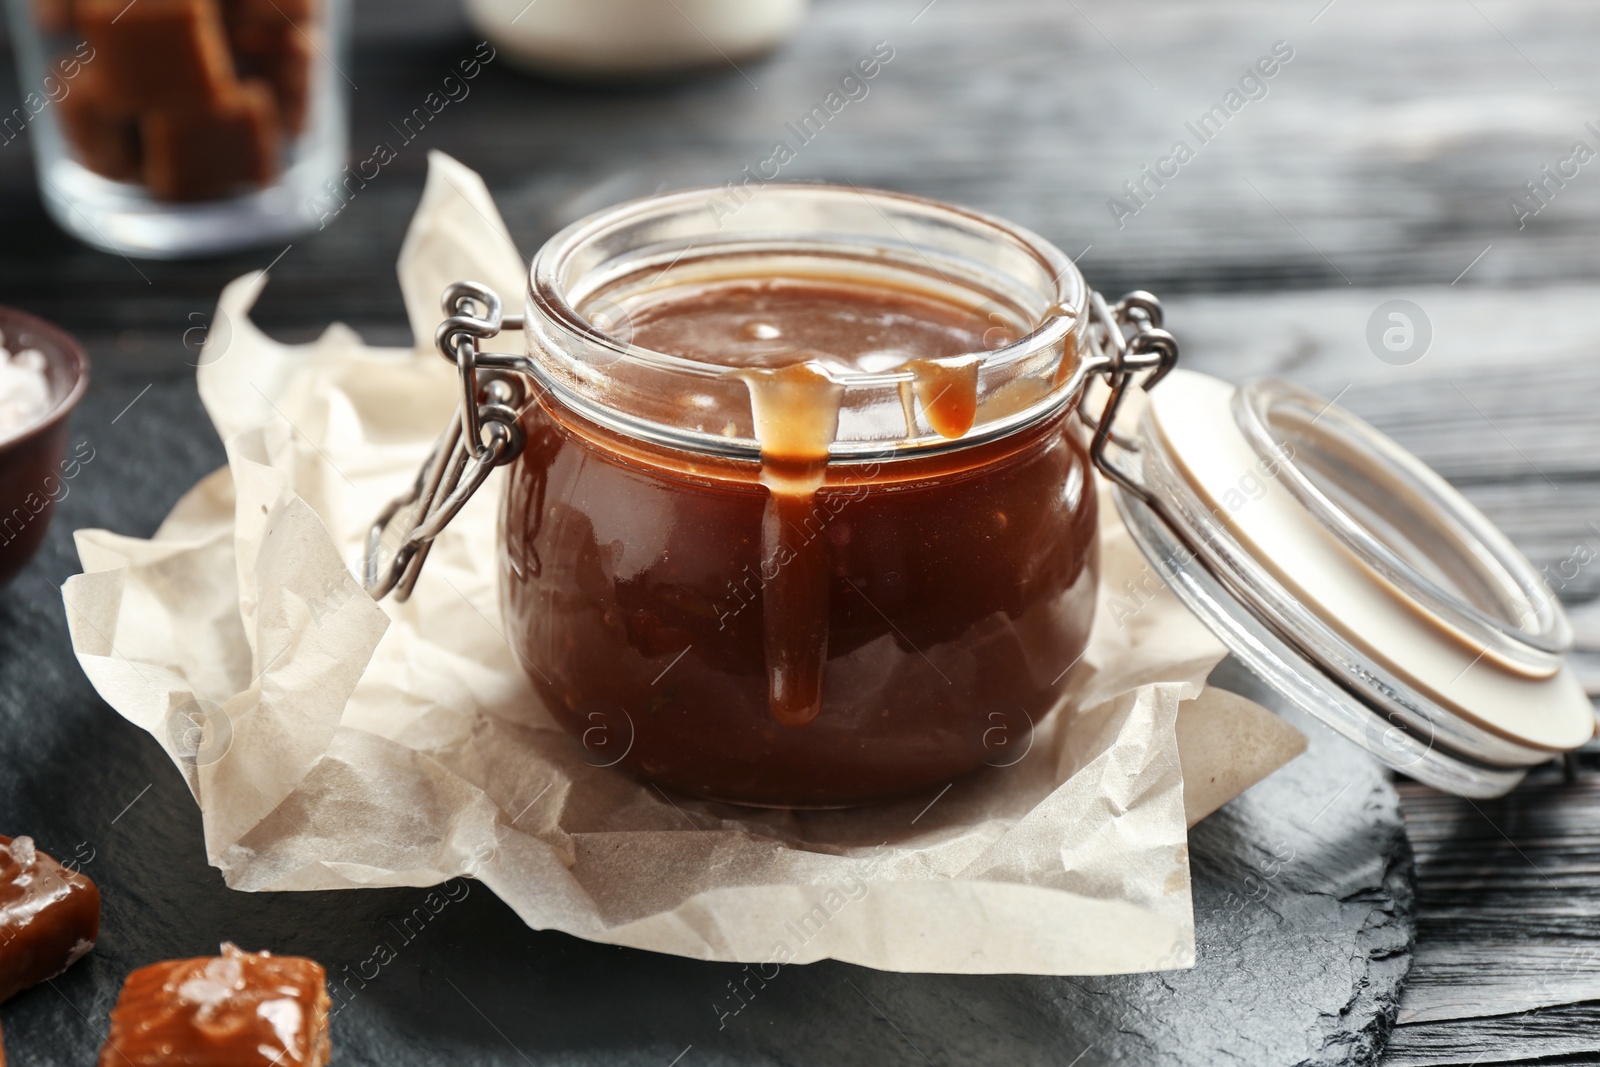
[501,273,1095,806]
[735,361,843,726]
[622,277,1000,375]
[626,278,1012,731]
[905,354,983,439]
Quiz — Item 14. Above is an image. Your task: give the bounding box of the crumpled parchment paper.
[62,152,1304,976]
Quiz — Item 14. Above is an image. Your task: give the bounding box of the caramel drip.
[896,379,918,438]
[738,362,845,728]
[906,354,983,439]
[1049,304,1081,390]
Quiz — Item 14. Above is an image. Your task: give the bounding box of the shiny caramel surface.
[99,944,330,1067]
[623,277,1011,373]
[503,275,1096,806]
[0,834,99,1004]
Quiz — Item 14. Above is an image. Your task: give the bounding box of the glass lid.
[1106,368,1596,798]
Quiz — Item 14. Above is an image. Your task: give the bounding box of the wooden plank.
[1385,771,1600,1065]
[1385,1002,1600,1067]
[5,0,1600,335]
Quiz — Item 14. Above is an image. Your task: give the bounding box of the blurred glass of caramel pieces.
[51,0,318,199]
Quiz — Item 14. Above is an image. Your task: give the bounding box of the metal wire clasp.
[1077,290,1179,502]
[364,281,528,602]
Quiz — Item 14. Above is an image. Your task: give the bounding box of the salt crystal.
[204,952,244,988]
[257,998,305,1059]
[8,836,36,869]
[0,343,52,439]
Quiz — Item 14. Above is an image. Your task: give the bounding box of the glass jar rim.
[528,183,1084,386]
[521,183,1093,462]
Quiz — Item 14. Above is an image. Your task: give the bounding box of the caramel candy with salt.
[142,79,281,200]
[0,834,100,1004]
[99,944,331,1067]
[57,64,141,181]
[78,0,237,110]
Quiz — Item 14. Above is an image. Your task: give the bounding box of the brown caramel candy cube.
[99,944,331,1067]
[142,79,280,200]
[78,0,237,110]
[34,0,74,34]
[57,64,141,180]
[0,835,100,1004]
[223,0,317,24]
[230,21,313,134]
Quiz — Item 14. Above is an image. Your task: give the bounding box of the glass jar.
[368,183,1593,805]
[501,186,1099,806]
[5,0,348,257]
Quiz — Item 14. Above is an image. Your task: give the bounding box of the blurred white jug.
[464,0,808,78]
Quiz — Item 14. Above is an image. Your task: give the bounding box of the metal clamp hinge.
[1077,289,1179,503]
[365,281,528,602]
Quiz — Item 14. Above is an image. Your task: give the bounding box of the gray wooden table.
[2,0,1597,1062]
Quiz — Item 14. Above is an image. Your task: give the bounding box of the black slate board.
[0,365,1415,1065]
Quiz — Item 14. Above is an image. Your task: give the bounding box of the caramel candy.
[230,21,313,134]
[142,80,281,200]
[78,0,237,110]
[224,0,317,22]
[57,64,142,181]
[34,0,74,34]
[99,944,331,1067]
[0,835,100,1004]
